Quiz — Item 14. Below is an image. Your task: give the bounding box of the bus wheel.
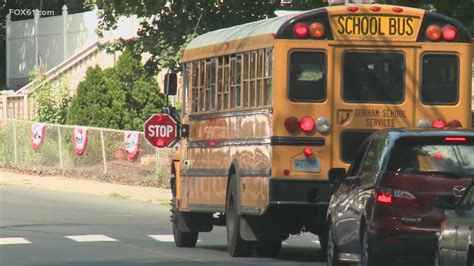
[226,175,252,257]
[256,241,281,258]
[171,198,198,247]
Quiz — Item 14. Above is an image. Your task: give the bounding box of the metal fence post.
[57,126,63,169]
[13,119,18,164]
[100,129,107,174]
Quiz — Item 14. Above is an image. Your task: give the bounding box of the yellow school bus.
[169,3,472,257]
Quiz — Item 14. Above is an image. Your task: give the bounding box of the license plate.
[294,159,320,173]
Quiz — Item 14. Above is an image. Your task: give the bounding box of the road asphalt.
[0,169,171,205]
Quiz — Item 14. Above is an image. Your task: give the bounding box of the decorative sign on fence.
[31,123,46,150]
[124,131,140,161]
[73,126,89,155]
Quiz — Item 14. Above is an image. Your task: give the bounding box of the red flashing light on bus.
[347,6,359,12]
[294,23,309,38]
[370,6,381,12]
[442,25,457,41]
[392,7,403,13]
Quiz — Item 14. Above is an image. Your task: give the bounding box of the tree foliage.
[94,0,473,75]
[67,51,166,130]
[29,69,71,124]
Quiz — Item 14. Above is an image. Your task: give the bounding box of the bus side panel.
[183,111,272,212]
[415,44,472,128]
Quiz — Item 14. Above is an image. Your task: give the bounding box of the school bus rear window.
[288,51,326,102]
[343,52,405,103]
[421,54,459,105]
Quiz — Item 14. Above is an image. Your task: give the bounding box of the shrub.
[67,51,166,130]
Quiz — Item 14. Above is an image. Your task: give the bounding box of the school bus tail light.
[446,120,462,128]
[432,119,447,129]
[285,116,301,133]
[425,25,442,41]
[309,22,325,39]
[315,117,331,133]
[300,116,315,132]
[442,25,457,41]
[416,118,431,128]
[294,22,309,38]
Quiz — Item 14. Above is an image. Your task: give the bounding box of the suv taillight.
[376,188,421,208]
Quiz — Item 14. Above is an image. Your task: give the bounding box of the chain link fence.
[0,119,173,187]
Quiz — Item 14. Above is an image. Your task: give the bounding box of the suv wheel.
[327,223,344,266]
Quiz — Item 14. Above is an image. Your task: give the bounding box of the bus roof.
[186,12,302,50]
[183,4,471,61]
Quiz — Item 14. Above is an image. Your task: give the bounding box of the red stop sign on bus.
[144,114,178,148]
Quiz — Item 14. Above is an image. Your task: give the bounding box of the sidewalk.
[0,169,171,205]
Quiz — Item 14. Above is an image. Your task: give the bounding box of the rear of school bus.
[267,4,472,237]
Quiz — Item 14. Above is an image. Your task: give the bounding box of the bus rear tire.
[226,175,253,257]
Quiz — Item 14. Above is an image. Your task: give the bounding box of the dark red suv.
[326,129,474,266]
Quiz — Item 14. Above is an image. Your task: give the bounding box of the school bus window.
[288,51,326,102]
[256,49,264,106]
[264,48,273,106]
[243,52,249,108]
[217,57,223,110]
[199,60,205,112]
[224,55,230,110]
[421,54,459,105]
[343,52,404,104]
[204,60,210,111]
[209,59,217,111]
[192,61,199,113]
[230,54,242,109]
[182,63,190,116]
[250,51,257,107]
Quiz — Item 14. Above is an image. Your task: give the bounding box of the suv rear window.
[387,137,474,177]
[343,52,404,103]
[288,51,326,102]
[421,54,459,105]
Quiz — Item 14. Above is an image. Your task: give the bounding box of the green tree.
[29,68,71,124]
[67,51,166,130]
[94,0,473,76]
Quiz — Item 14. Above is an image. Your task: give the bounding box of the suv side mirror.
[328,168,346,184]
[164,73,177,96]
[435,195,457,209]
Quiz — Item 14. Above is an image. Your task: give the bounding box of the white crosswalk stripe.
[65,234,118,242]
[148,234,201,243]
[148,234,175,242]
[0,237,31,245]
